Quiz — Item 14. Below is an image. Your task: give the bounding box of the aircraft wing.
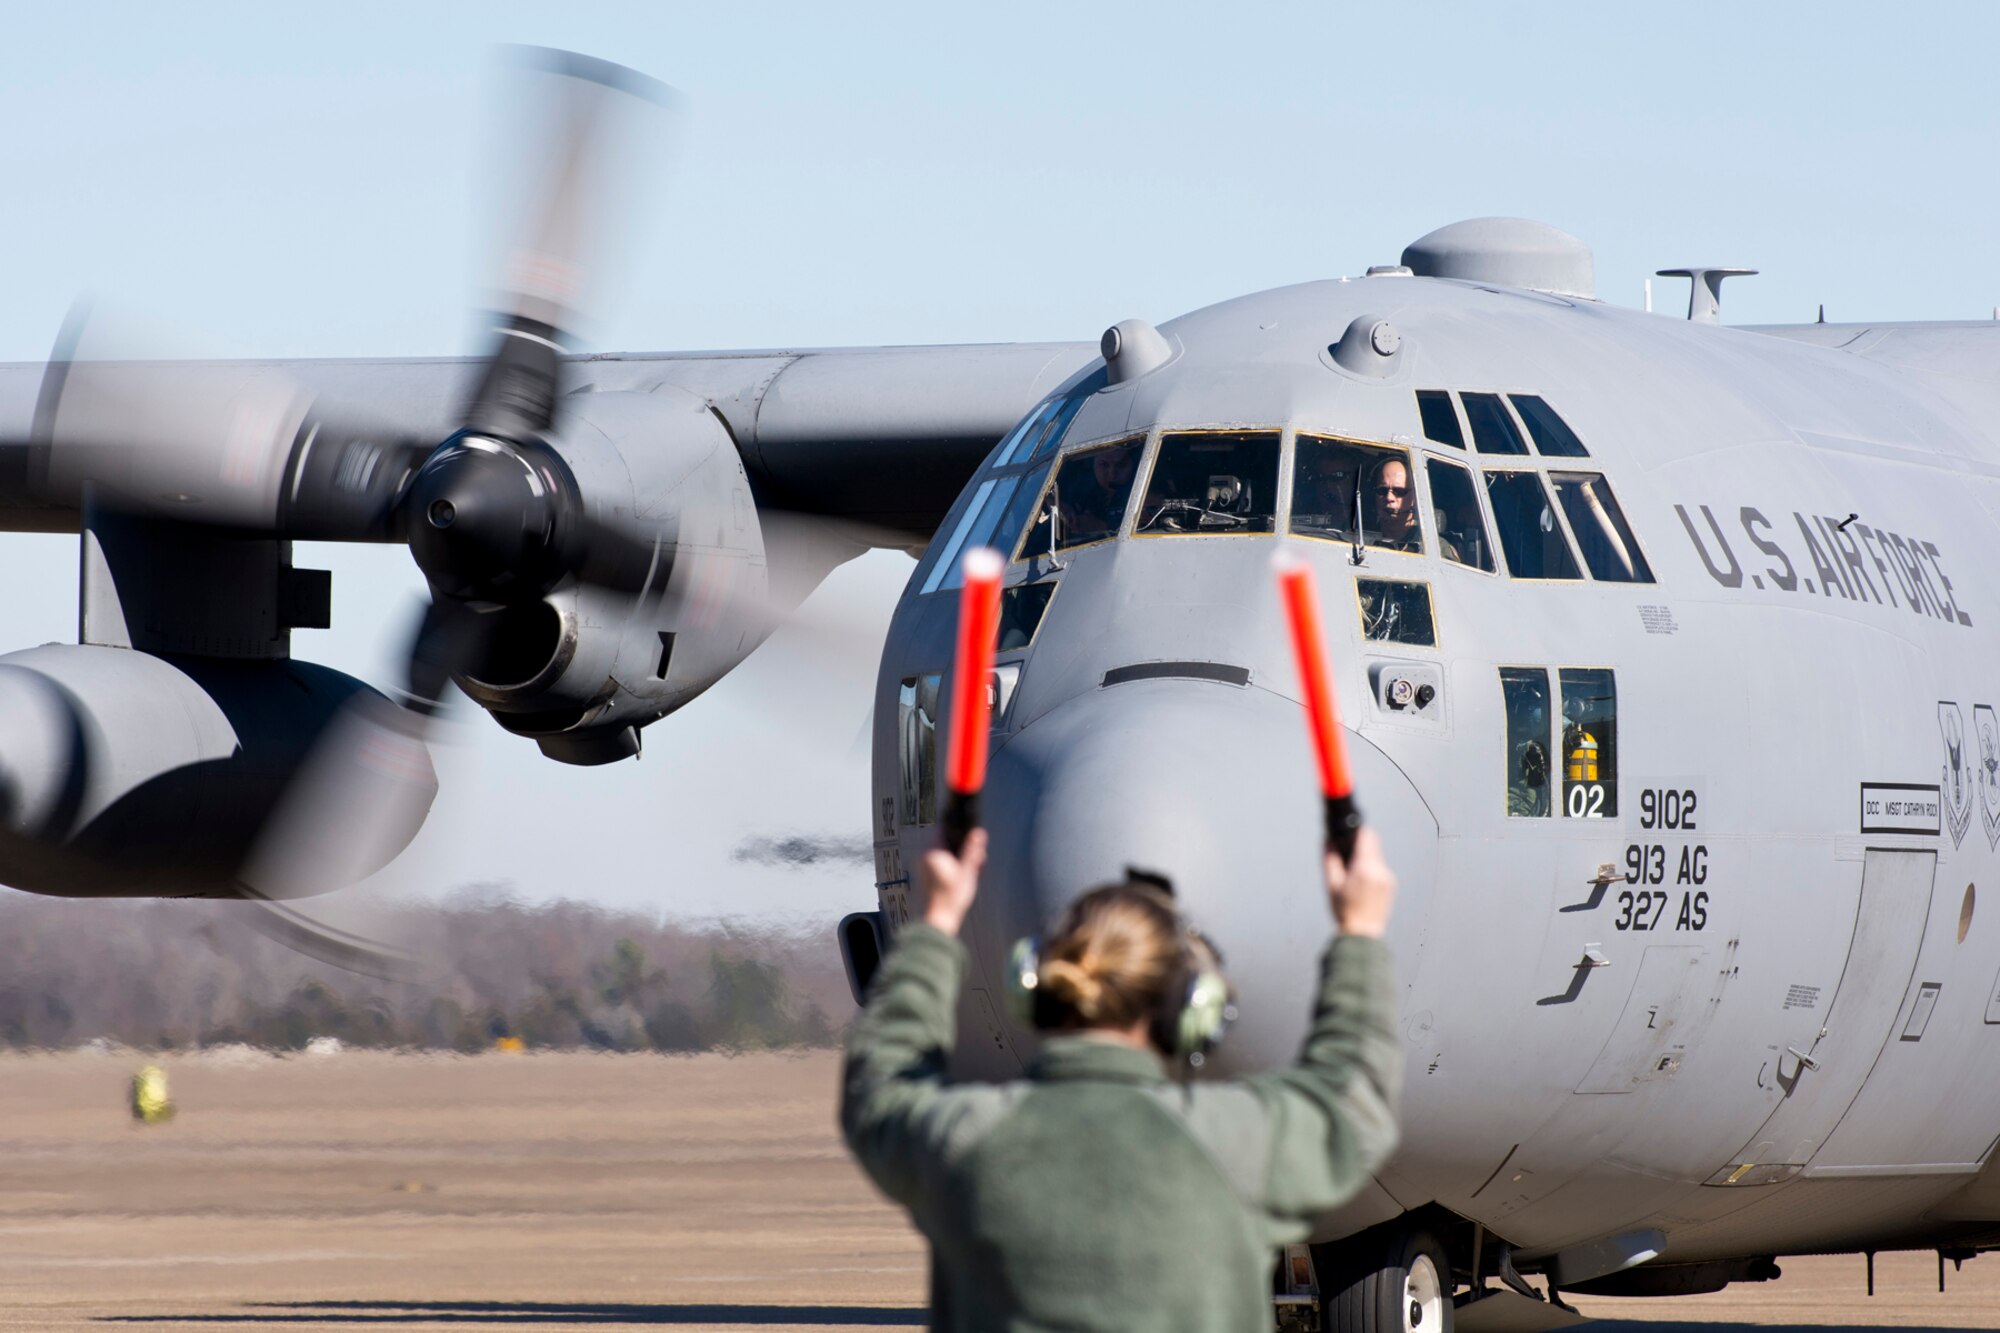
[0,339,1098,542]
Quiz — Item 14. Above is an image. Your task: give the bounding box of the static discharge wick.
[942,547,1005,854]
[1275,553,1364,860]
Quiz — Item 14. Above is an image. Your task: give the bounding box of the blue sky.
[1,2,1995,919]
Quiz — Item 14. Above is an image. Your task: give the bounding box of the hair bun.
[1038,958,1105,1021]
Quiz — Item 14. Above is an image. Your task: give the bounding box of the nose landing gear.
[1313,1220,1454,1333]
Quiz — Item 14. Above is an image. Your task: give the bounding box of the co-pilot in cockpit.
[1291,436,1433,557]
[1056,442,1141,547]
[1366,457,1422,554]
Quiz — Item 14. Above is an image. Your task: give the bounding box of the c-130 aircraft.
[3,47,1999,1333]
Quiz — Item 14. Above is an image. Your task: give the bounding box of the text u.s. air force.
[1675,504,1971,627]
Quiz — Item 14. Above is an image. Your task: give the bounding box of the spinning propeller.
[32,48,680,974]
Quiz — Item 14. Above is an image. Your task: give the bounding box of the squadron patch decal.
[1976,705,2000,850]
[1941,701,1975,848]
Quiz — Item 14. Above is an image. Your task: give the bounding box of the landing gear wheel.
[1318,1222,1453,1333]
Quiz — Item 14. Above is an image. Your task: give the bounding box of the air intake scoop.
[1401,218,1595,299]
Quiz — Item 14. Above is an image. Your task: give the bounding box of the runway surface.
[2,1049,1996,1331]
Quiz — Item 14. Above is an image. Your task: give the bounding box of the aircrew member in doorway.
[840,828,1402,1331]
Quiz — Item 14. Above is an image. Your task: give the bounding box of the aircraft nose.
[975,675,1436,1073]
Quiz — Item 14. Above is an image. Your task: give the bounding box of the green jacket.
[841,923,1402,1332]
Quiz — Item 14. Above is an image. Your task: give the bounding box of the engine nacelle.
[451,387,798,765]
[0,645,435,897]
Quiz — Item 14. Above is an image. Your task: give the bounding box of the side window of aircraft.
[1462,392,1530,455]
[998,581,1057,651]
[1356,578,1436,646]
[897,673,941,827]
[1509,395,1590,458]
[1415,390,1465,449]
[988,460,1055,562]
[996,367,1110,467]
[1135,431,1281,536]
[1020,438,1145,555]
[1484,470,1583,579]
[1559,667,1618,818]
[1291,436,1422,553]
[1500,667,1553,818]
[919,478,1001,595]
[1424,457,1494,572]
[992,397,1061,469]
[1551,472,1655,583]
[922,460,1057,591]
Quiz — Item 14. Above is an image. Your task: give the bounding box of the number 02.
[1568,783,1606,818]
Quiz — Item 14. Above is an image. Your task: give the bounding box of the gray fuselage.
[871,272,2000,1266]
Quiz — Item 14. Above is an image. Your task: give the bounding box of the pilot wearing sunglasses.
[1367,457,1421,553]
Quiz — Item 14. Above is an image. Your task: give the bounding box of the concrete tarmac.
[0,1049,1994,1331]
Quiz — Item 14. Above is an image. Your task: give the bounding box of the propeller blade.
[237,690,439,903]
[406,596,502,714]
[468,46,675,440]
[488,46,674,337]
[236,889,424,983]
[33,305,430,540]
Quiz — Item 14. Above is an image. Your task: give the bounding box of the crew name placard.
[1860,783,1940,835]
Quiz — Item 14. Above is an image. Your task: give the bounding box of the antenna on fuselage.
[1657,267,1758,323]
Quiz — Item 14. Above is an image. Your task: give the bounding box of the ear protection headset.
[1005,869,1237,1066]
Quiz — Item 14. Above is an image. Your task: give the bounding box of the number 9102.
[1638,787,1698,830]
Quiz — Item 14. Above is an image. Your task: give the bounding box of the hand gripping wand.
[1275,554,1364,864]
[941,548,1005,855]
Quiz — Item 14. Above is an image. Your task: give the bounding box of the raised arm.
[838,831,990,1207]
[1242,828,1404,1231]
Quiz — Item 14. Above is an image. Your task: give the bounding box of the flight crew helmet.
[1006,869,1237,1065]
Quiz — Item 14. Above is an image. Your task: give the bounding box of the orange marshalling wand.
[941,547,1005,853]
[1275,553,1364,861]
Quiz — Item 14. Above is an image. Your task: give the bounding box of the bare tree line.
[0,887,854,1052]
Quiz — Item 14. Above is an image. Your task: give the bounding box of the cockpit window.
[1510,395,1590,458]
[1416,391,1465,449]
[995,368,1109,467]
[1356,578,1436,646]
[1462,392,1530,455]
[920,478,1001,595]
[998,581,1057,651]
[922,459,1054,593]
[1291,436,1421,554]
[1019,438,1144,557]
[1484,470,1582,579]
[1551,472,1654,583]
[1424,457,1494,572]
[951,459,1049,572]
[1136,431,1280,536]
[897,673,941,827]
[992,398,1060,470]
[1559,667,1618,818]
[1501,667,1553,818]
